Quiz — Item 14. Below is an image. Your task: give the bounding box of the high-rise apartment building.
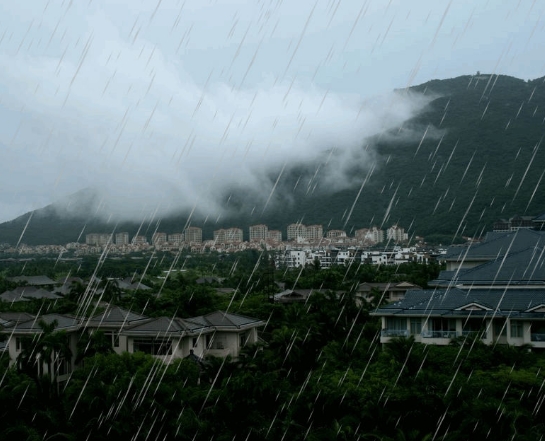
[249,224,268,242]
[168,233,184,244]
[85,233,99,245]
[184,227,202,244]
[152,232,167,245]
[267,230,282,242]
[386,225,408,243]
[306,225,323,241]
[214,228,243,243]
[287,223,306,241]
[115,232,130,245]
[326,230,347,239]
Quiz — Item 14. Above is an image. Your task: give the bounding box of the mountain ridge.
[2,73,545,245]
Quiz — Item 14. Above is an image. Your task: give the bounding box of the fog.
[0,0,542,222]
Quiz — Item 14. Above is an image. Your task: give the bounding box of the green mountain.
[2,74,545,245]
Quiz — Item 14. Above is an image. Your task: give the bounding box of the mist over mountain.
[2,73,545,246]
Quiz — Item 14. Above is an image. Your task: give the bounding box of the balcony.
[381,329,409,337]
[531,333,545,342]
[421,331,458,339]
[461,330,487,339]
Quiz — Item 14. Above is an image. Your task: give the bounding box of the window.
[240,333,248,347]
[410,318,422,335]
[510,321,523,338]
[493,320,507,337]
[133,339,172,356]
[192,337,198,348]
[16,337,22,351]
[386,317,407,331]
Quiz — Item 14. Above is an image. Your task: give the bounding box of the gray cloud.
[2,0,538,223]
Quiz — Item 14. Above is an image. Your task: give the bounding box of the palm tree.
[17,319,73,388]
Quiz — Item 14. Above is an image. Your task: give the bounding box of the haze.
[0,0,543,223]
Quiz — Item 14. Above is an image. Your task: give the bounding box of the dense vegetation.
[2,74,545,245]
[0,253,544,439]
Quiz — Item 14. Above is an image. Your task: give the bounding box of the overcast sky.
[0,0,544,223]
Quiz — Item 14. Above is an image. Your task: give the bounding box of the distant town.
[2,214,543,268]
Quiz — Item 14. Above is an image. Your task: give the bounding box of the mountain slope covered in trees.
[2,73,545,245]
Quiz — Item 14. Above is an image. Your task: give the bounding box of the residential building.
[168,233,184,244]
[372,288,545,348]
[326,229,346,239]
[275,250,307,268]
[116,232,130,245]
[386,225,408,243]
[214,228,243,243]
[85,233,100,246]
[2,307,265,382]
[131,235,148,245]
[493,215,536,232]
[287,223,306,241]
[306,225,323,241]
[249,224,268,242]
[355,227,385,244]
[267,230,282,242]
[184,227,202,244]
[152,232,167,245]
[373,228,545,348]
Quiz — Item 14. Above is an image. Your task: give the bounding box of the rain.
[1,0,545,440]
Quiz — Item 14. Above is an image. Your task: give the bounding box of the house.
[7,275,57,286]
[372,288,545,348]
[0,286,62,302]
[3,313,81,382]
[1,306,264,382]
[356,282,421,304]
[373,228,545,348]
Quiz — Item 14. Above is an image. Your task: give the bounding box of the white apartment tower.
[306,225,323,241]
[287,223,306,241]
[249,224,268,242]
[115,232,130,245]
[184,227,202,244]
[386,225,408,243]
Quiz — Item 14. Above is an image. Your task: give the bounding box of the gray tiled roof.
[12,314,81,332]
[200,311,264,328]
[8,275,57,285]
[85,306,150,328]
[123,317,202,335]
[372,288,545,319]
[444,229,545,260]
[453,247,545,284]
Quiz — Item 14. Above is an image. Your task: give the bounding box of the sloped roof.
[8,275,57,285]
[11,313,81,333]
[0,286,62,301]
[444,229,545,261]
[22,289,62,300]
[85,306,150,328]
[0,312,35,327]
[453,247,545,284]
[372,288,545,319]
[200,311,264,328]
[123,317,205,336]
[0,291,30,302]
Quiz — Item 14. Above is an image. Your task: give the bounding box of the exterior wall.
[249,225,268,241]
[184,227,202,244]
[267,230,282,242]
[287,223,306,241]
[7,333,79,382]
[379,316,545,348]
[116,232,130,245]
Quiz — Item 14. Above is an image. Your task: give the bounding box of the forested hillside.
[2,74,545,245]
